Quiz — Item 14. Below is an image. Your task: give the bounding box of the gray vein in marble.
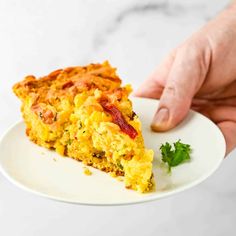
[92,1,221,51]
[115,2,183,25]
[93,1,185,50]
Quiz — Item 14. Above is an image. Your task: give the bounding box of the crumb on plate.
[83,166,92,176]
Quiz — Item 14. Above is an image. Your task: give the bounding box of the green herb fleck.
[160,140,191,172]
[39,112,43,119]
[116,160,123,170]
[78,121,83,129]
[54,113,58,121]
[67,139,72,145]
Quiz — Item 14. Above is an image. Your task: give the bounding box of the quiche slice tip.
[13,61,154,193]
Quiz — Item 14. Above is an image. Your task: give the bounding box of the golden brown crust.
[13,61,129,128]
[13,61,121,103]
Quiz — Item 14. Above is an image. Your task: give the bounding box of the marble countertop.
[0,0,235,235]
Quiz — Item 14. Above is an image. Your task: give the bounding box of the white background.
[0,0,235,235]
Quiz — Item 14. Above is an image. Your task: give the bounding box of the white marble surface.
[0,0,235,235]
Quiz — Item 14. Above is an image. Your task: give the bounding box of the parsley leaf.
[160,140,191,172]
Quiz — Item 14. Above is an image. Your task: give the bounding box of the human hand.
[135,4,236,155]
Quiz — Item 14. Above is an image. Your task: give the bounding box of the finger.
[199,105,236,123]
[218,121,236,156]
[151,45,209,131]
[191,105,202,112]
[192,96,236,107]
[192,98,209,106]
[196,80,236,99]
[134,50,176,99]
[197,106,236,155]
[133,78,164,99]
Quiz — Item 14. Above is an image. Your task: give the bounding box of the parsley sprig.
[160,140,192,172]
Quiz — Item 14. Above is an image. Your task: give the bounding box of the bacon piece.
[43,110,55,124]
[100,100,138,139]
[31,104,55,124]
[62,80,74,89]
[48,69,62,79]
[74,80,93,89]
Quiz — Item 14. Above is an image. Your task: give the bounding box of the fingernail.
[151,108,169,131]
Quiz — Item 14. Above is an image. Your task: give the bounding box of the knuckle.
[181,43,202,61]
[177,40,210,81]
[165,84,176,96]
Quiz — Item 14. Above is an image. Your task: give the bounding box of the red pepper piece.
[31,104,55,124]
[62,80,74,89]
[100,100,138,139]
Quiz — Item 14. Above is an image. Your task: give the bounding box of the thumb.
[151,46,209,131]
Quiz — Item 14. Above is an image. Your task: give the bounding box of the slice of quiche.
[13,61,154,192]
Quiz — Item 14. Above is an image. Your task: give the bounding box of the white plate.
[0,97,225,205]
